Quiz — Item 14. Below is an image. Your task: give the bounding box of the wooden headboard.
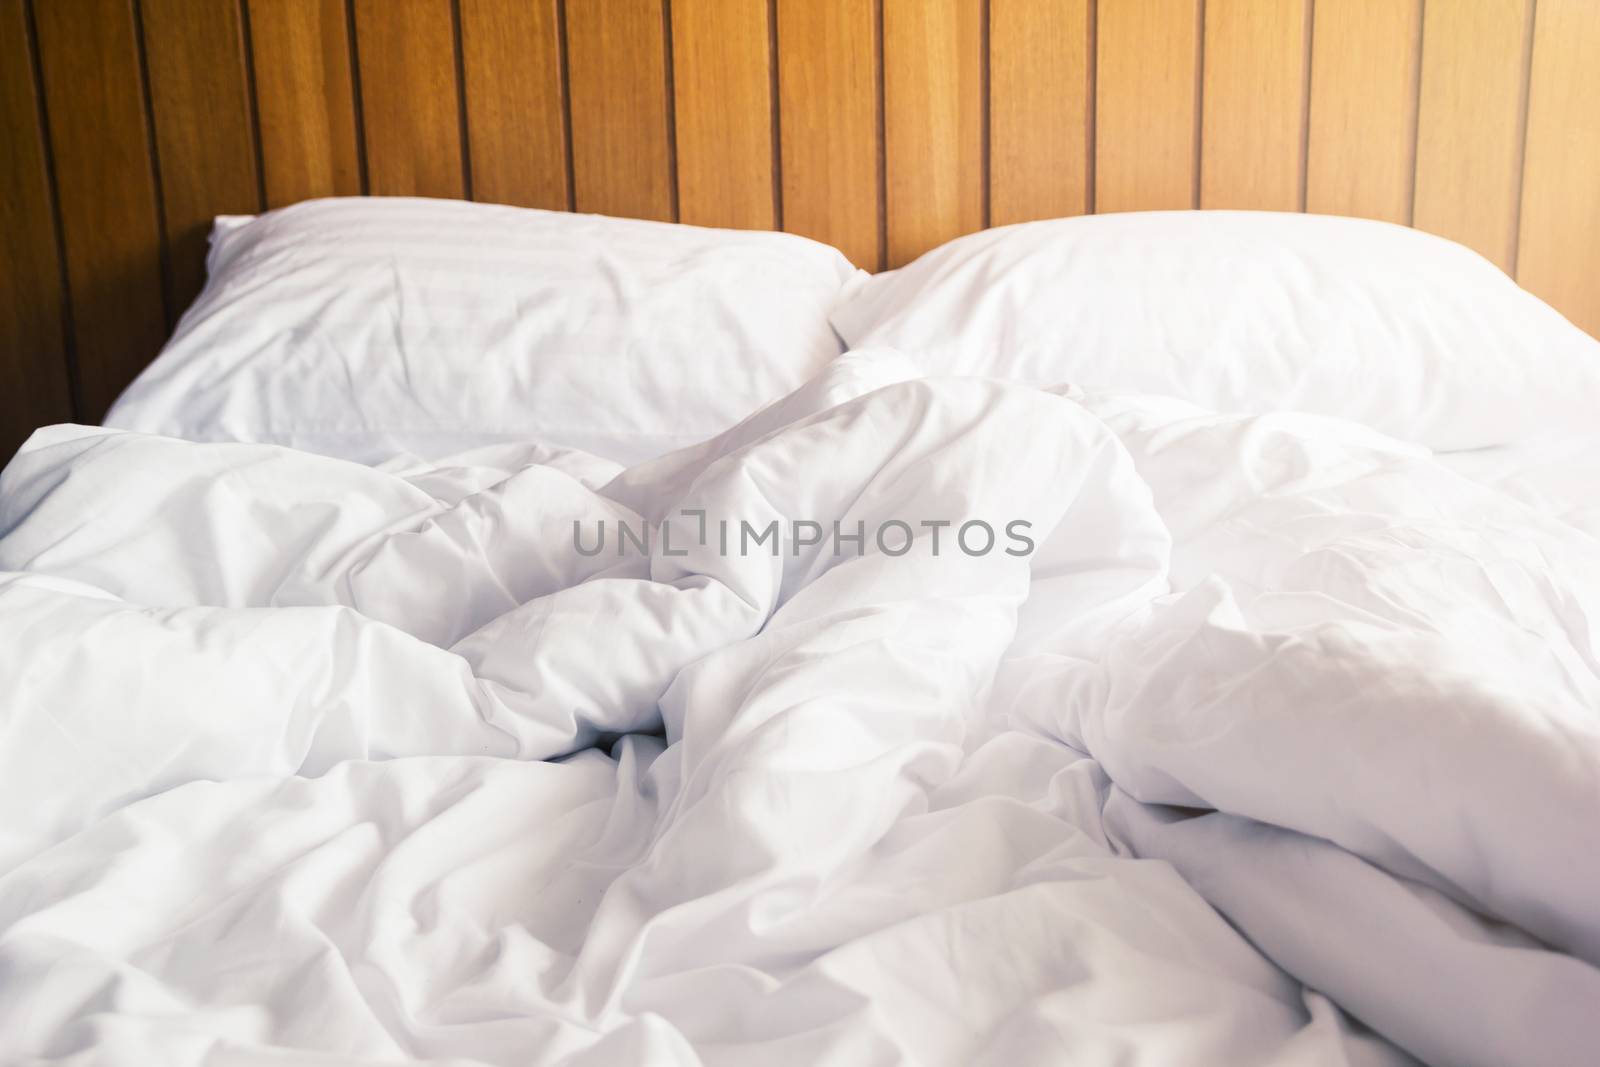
[4,0,1599,459]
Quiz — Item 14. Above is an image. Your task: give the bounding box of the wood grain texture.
[12,0,1600,447]
[248,0,362,207]
[565,0,674,221]
[141,0,262,318]
[1413,0,1533,271]
[33,0,168,420]
[1517,0,1600,336]
[1199,0,1311,211]
[671,0,775,230]
[883,0,984,267]
[775,0,880,269]
[352,0,464,199]
[0,0,73,456]
[1306,0,1421,224]
[1095,0,1198,213]
[990,0,1091,225]
[460,0,567,210]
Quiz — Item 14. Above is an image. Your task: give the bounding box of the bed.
[4,4,1600,1066]
[2,192,1598,1067]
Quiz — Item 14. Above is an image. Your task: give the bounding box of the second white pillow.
[829,210,1600,450]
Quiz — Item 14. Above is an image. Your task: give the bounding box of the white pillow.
[829,210,1600,450]
[106,197,863,465]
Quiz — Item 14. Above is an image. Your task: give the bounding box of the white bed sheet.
[1435,432,1600,540]
[0,356,1596,1066]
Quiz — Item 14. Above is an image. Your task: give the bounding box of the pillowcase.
[829,210,1600,450]
[105,197,863,465]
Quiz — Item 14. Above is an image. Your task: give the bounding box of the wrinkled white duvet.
[1,353,1597,1066]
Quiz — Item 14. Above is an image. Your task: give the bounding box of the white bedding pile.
[2,350,1598,1065]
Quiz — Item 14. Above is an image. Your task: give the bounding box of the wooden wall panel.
[671,0,775,230]
[1,0,74,457]
[10,0,1600,456]
[1517,0,1600,336]
[883,0,984,267]
[33,0,168,421]
[352,0,465,199]
[1095,0,1198,214]
[248,0,363,207]
[565,0,674,222]
[1199,0,1311,211]
[775,0,880,269]
[990,0,1091,226]
[1305,0,1422,224]
[141,0,262,319]
[460,0,568,211]
[1413,0,1533,272]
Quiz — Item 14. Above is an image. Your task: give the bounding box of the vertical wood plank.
[33,0,168,421]
[141,0,262,318]
[1413,0,1532,272]
[1,0,73,456]
[1094,0,1199,213]
[1305,0,1422,224]
[1517,0,1600,337]
[460,0,568,210]
[671,0,775,230]
[248,0,362,207]
[775,0,880,269]
[882,0,984,267]
[990,0,1091,226]
[565,0,674,221]
[1199,0,1311,211]
[352,0,464,199]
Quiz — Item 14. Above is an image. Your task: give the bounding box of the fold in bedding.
[0,356,1595,1066]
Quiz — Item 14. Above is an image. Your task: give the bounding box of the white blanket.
[1,354,1596,1066]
